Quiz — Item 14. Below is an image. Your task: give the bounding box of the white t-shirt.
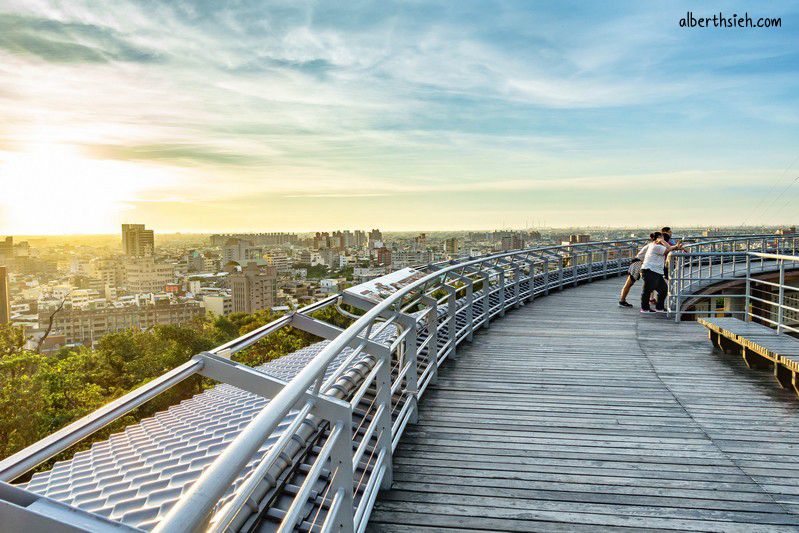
[635,243,650,261]
[641,243,667,274]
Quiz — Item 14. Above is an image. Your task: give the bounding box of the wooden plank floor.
[368,278,799,532]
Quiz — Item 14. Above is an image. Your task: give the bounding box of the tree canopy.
[0,305,352,479]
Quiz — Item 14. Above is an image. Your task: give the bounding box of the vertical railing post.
[418,295,439,388]
[328,415,355,533]
[513,261,522,308]
[673,255,682,322]
[571,248,578,287]
[777,259,785,334]
[558,256,565,291]
[745,254,752,322]
[445,285,458,359]
[603,249,609,279]
[543,258,550,296]
[497,266,506,317]
[479,270,491,329]
[394,313,420,425]
[523,258,536,304]
[374,346,393,490]
[462,275,475,342]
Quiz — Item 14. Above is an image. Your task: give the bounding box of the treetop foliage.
[0,304,352,478]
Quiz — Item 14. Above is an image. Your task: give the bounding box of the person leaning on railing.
[619,233,657,308]
[640,232,684,313]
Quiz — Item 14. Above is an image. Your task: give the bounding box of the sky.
[0,0,798,234]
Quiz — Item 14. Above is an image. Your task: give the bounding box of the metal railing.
[667,234,799,331]
[155,237,648,533]
[1,233,792,532]
[0,237,654,532]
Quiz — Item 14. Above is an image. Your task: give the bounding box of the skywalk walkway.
[3,235,797,532]
[368,278,799,532]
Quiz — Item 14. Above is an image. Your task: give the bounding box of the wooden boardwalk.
[368,278,799,532]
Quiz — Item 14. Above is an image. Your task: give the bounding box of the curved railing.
[668,234,799,323]
[152,237,649,532]
[0,233,791,532]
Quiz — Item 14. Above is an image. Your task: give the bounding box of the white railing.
[157,238,649,533]
[1,233,788,532]
[668,234,799,331]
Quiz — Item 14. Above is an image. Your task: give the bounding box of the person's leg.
[655,274,668,310]
[640,269,654,310]
[620,275,635,301]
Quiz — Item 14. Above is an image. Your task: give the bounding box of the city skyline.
[1,1,798,234]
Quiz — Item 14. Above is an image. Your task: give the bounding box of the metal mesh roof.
[20,329,394,531]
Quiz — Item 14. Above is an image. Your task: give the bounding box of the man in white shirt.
[640,232,683,312]
[619,233,656,307]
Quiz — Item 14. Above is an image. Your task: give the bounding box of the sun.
[0,143,179,235]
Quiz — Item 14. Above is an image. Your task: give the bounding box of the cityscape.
[1,0,798,531]
[0,224,795,353]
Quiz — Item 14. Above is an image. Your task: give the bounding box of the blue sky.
[0,0,797,233]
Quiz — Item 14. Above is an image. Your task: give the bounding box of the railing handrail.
[681,233,784,247]
[749,251,799,262]
[667,234,798,326]
[156,236,650,532]
[3,232,792,533]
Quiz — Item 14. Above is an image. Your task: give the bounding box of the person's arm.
[657,238,683,253]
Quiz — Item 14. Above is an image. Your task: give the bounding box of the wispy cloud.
[0,0,798,232]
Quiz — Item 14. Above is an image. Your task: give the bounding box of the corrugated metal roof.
[21,328,394,531]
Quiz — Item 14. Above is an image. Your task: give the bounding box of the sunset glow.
[1,1,798,233]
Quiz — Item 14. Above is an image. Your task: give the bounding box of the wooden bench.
[698,316,799,398]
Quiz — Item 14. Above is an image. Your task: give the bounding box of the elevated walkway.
[3,235,798,532]
[369,279,799,532]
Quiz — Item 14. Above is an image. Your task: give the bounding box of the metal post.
[543,258,550,296]
[326,418,355,533]
[399,315,420,424]
[523,258,537,304]
[777,259,785,334]
[571,248,578,287]
[513,262,522,308]
[444,285,458,359]
[745,254,752,322]
[374,347,394,490]
[464,276,475,341]
[494,266,506,317]
[480,271,492,328]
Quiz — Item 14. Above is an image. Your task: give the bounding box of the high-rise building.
[0,237,12,258]
[444,238,460,257]
[501,233,525,251]
[0,266,10,324]
[314,232,332,250]
[222,238,262,264]
[122,224,155,257]
[375,247,392,266]
[123,257,174,293]
[369,229,383,248]
[229,262,278,313]
[354,230,367,248]
[264,252,292,273]
[569,234,590,244]
[342,230,354,248]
